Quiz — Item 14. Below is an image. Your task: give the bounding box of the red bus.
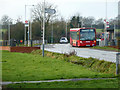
[70,28,96,47]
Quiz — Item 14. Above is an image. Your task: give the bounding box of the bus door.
[70,31,80,46]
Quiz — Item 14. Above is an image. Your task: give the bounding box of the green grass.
[91,46,118,52]
[4,79,118,88]
[18,43,41,47]
[2,50,114,82]
[32,50,116,74]
[0,29,7,33]
[96,29,103,33]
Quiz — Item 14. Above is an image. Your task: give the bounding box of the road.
[40,44,118,63]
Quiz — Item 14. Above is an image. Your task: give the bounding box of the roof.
[70,28,96,31]
[70,28,80,31]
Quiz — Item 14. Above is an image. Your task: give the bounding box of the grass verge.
[91,46,118,52]
[2,50,115,82]
[31,50,116,75]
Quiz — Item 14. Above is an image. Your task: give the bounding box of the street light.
[104,0,108,46]
[8,18,13,46]
[66,20,67,38]
[25,5,35,47]
[8,21,10,46]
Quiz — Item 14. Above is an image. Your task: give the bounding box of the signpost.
[25,20,30,46]
[42,0,56,57]
[45,8,56,14]
[104,19,109,46]
[25,20,29,27]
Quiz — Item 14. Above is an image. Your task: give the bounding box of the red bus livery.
[70,28,96,47]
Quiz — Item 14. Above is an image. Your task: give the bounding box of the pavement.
[2,78,116,85]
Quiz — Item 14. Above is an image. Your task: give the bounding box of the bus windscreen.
[80,29,95,41]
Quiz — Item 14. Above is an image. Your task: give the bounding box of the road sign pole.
[28,24,30,47]
[116,53,120,75]
[42,0,45,57]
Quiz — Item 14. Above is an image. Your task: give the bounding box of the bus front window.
[80,29,95,41]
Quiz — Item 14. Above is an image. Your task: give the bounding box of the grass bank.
[91,46,118,52]
[4,79,118,88]
[2,50,113,82]
[31,50,116,75]
[96,29,103,33]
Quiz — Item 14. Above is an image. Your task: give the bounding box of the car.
[60,37,68,44]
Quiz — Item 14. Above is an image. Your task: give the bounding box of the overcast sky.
[0,0,119,22]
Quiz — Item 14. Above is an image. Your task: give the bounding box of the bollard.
[116,53,120,75]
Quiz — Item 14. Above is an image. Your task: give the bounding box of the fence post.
[116,53,120,75]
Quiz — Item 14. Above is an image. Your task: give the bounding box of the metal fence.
[0,40,9,46]
[0,40,48,46]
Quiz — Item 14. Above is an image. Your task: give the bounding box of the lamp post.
[25,5,27,46]
[8,21,10,46]
[25,5,35,47]
[104,0,108,46]
[66,21,67,38]
[8,18,13,46]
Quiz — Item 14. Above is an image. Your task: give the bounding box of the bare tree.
[1,15,12,29]
[82,16,95,27]
[32,2,57,25]
[32,2,57,40]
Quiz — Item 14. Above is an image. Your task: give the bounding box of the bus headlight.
[80,41,82,43]
[94,41,96,43]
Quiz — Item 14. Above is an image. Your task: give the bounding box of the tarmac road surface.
[40,44,118,63]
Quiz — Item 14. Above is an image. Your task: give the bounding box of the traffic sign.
[106,21,109,28]
[104,19,109,28]
[45,8,56,14]
[25,20,28,24]
[25,20,29,27]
